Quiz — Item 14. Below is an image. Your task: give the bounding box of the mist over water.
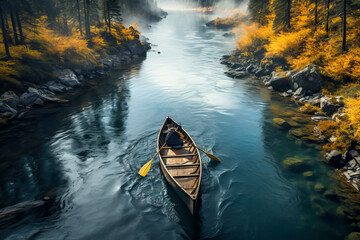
[0,5,352,240]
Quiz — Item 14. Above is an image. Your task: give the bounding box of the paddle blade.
[198,148,221,162]
[138,160,153,177]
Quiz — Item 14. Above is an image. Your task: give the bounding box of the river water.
[0,7,353,240]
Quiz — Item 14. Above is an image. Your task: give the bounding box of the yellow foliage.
[214,12,248,27]
[0,16,140,84]
[346,97,360,139]
[0,61,21,85]
[265,28,311,59]
[236,23,272,58]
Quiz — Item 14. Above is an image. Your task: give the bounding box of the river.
[0,7,352,240]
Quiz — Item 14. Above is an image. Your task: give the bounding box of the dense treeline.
[240,0,360,80]
[234,0,360,152]
[0,0,161,89]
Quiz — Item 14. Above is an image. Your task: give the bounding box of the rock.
[346,232,360,240]
[283,157,307,171]
[293,87,306,96]
[246,64,257,74]
[0,200,48,228]
[229,63,243,69]
[303,171,314,178]
[54,69,80,87]
[314,183,326,192]
[311,116,332,122]
[226,70,249,78]
[127,38,146,57]
[0,91,20,108]
[273,118,291,129]
[348,159,358,168]
[268,71,291,92]
[289,129,308,138]
[254,68,269,77]
[20,91,39,106]
[320,96,345,116]
[325,150,345,168]
[344,150,356,162]
[0,102,17,119]
[45,81,67,93]
[223,32,235,37]
[289,64,322,92]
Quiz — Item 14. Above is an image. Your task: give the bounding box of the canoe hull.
[157,116,201,215]
[159,160,198,214]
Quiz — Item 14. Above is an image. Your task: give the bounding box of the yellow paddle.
[176,129,221,163]
[196,147,221,163]
[138,144,165,177]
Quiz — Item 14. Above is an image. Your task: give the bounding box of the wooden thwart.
[173,174,200,178]
[162,153,196,158]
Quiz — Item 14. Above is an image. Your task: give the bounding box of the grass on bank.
[0,16,139,90]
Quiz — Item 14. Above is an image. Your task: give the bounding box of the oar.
[176,129,221,163]
[138,144,165,177]
[196,147,221,163]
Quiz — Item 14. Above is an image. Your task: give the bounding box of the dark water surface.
[0,9,352,240]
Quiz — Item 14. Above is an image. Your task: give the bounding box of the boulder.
[289,64,322,92]
[267,71,291,92]
[45,81,67,93]
[246,64,257,74]
[20,91,39,106]
[127,38,146,57]
[346,232,360,240]
[0,102,17,118]
[314,183,326,192]
[320,96,344,116]
[325,150,345,168]
[226,70,249,78]
[283,157,307,171]
[273,118,291,129]
[229,63,243,69]
[54,69,80,87]
[0,91,20,108]
[254,68,269,77]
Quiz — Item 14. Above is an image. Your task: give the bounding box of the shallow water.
[0,8,352,240]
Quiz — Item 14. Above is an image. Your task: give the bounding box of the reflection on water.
[0,8,353,240]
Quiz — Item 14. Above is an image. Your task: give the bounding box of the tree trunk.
[315,0,318,26]
[107,1,111,34]
[325,0,330,34]
[76,0,83,35]
[14,0,24,43]
[287,0,291,29]
[342,0,346,52]
[86,0,91,37]
[3,7,12,44]
[0,6,11,58]
[83,0,90,38]
[9,1,18,44]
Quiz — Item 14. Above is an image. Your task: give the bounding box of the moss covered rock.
[303,171,314,178]
[273,118,291,129]
[346,232,360,240]
[283,157,307,171]
[314,183,326,192]
[289,129,309,138]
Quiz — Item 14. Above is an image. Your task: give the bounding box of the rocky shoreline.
[0,37,151,128]
[221,53,360,192]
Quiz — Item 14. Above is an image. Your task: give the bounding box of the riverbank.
[0,35,151,128]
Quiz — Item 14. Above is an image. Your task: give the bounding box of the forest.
[217,0,360,153]
[0,0,163,91]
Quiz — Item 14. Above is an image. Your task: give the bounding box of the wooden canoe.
[157,116,202,215]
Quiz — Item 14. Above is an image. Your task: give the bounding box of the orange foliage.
[0,16,139,84]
